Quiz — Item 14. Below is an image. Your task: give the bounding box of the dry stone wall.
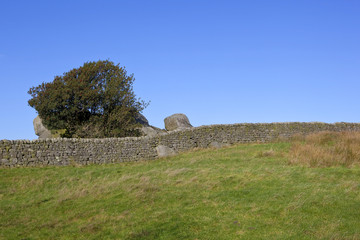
[1,122,360,167]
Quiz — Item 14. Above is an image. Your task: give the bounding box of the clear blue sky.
[1,0,359,140]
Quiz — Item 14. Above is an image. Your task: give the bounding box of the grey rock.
[140,126,157,138]
[209,141,230,149]
[156,145,176,158]
[1,159,9,165]
[135,113,165,137]
[135,113,149,126]
[135,113,162,137]
[33,116,52,139]
[164,113,192,131]
[140,126,163,138]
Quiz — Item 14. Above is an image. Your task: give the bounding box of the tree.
[28,60,149,138]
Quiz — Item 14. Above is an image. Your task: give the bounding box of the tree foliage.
[28,60,148,138]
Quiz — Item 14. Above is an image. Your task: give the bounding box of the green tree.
[28,60,148,138]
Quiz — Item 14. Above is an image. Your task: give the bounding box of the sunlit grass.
[1,141,360,239]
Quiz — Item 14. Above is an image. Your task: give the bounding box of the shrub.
[28,60,148,138]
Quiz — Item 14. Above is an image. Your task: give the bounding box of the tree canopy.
[28,60,148,138]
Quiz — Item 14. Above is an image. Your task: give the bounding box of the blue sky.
[1,0,359,140]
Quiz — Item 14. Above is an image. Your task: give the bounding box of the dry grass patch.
[289,131,360,167]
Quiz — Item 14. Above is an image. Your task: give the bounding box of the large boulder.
[156,145,176,158]
[208,141,230,149]
[164,113,192,131]
[33,116,52,139]
[135,113,165,137]
[135,113,150,126]
[34,113,159,138]
[140,126,165,138]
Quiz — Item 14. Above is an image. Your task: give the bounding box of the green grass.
[1,142,360,239]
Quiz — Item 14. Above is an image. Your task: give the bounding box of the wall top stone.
[2,122,360,144]
[164,113,193,131]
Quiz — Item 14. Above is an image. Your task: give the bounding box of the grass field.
[1,139,360,239]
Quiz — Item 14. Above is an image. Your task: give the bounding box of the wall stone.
[1,122,360,167]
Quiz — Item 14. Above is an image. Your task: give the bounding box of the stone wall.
[1,122,360,167]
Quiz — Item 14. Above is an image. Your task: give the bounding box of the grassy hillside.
[1,141,360,239]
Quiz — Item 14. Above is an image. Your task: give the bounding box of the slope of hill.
[1,142,359,239]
